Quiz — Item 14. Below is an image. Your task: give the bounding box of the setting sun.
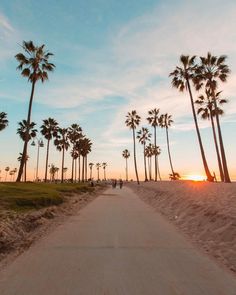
[183,175,206,181]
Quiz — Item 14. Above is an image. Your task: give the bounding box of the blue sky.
[0,0,236,180]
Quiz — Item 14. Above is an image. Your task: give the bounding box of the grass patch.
[0,182,94,212]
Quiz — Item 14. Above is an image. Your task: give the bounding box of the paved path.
[0,187,236,295]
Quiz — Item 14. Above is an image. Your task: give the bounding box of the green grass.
[0,182,95,212]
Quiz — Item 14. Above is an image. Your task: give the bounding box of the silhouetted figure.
[119,179,123,189]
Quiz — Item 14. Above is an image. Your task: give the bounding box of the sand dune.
[128,181,236,274]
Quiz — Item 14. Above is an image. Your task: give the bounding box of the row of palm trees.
[170,53,231,183]
[124,110,177,184]
[89,162,108,181]
[123,53,231,183]
[11,118,93,182]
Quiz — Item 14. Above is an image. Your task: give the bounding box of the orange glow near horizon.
[182,174,206,182]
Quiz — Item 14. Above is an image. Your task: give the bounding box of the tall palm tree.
[122,149,130,181]
[0,112,8,131]
[144,144,153,180]
[137,127,151,181]
[96,163,101,181]
[40,118,58,182]
[147,108,160,181]
[125,110,141,184]
[152,145,161,180]
[196,53,231,182]
[17,120,37,182]
[195,90,225,181]
[159,114,175,177]
[68,124,83,181]
[80,137,92,182]
[15,41,55,182]
[89,163,94,180]
[54,128,70,183]
[170,55,213,182]
[102,162,107,180]
[70,147,79,182]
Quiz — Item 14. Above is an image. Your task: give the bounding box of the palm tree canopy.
[96,163,101,169]
[68,123,83,145]
[147,108,160,127]
[159,113,173,128]
[137,127,152,145]
[15,41,55,83]
[40,117,58,140]
[102,162,107,169]
[17,120,37,141]
[195,90,227,120]
[0,112,9,131]
[54,128,70,152]
[79,137,92,157]
[89,163,94,168]
[122,149,130,159]
[169,55,196,91]
[125,110,141,129]
[196,52,230,91]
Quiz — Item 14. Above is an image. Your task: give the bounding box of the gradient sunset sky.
[0,0,236,181]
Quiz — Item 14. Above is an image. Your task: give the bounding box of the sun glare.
[183,175,206,181]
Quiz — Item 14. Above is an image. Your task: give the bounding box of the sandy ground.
[0,187,236,295]
[127,181,236,274]
[0,186,105,269]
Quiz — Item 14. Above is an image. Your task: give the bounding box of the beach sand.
[128,181,236,274]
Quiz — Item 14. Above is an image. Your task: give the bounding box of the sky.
[0,0,236,181]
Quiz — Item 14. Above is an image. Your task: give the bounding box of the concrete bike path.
[0,186,236,294]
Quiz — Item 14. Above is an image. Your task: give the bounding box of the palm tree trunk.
[148,157,151,180]
[166,127,175,175]
[44,139,50,182]
[82,157,84,182]
[71,158,74,182]
[210,111,224,181]
[150,156,152,180]
[126,158,128,181]
[157,156,161,181]
[85,156,87,181]
[78,156,81,182]
[186,79,213,182]
[154,126,157,181]
[24,162,27,182]
[90,167,92,180]
[212,97,231,183]
[132,128,140,184]
[61,148,65,183]
[97,168,99,181]
[75,158,77,182]
[16,79,36,182]
[143,143,148,181]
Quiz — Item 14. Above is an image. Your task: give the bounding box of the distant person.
[119,179,123,189]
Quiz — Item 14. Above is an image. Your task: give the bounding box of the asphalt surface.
[0,186,236,295]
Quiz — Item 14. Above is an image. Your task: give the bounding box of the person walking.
[119,179,123,189]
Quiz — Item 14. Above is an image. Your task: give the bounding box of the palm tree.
[159,114,175,177]
[5,166,10,181]
[195,90,225,181]
[170,55,213,182]
[102,162,107,180]
[147,108,160,181]
[0,112,8,131]
[89,163,94,180]
[15,41,55,182]
[137,127,151,181]
[70,147,79,182]
[40,118,58,182]
[152,145,161,180]
[49,164,58,182]
[196,53,231,182]
[68,124,83,181]
[17,120,37,181]
[79,137,92,182]
[144,144,153,180]
[96,163,101,181]
[54,128,70,183]
[125,110,141,184]
[122,149,130,181]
